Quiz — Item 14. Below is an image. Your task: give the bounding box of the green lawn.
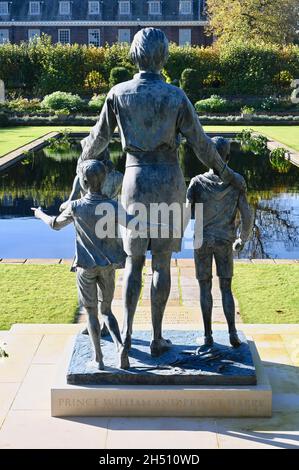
[0,125,299,157]
[233,265,299,323]
[0,126,91,156]
[0,264,298,330]
[205,125,299,152]
[0,265,79,330]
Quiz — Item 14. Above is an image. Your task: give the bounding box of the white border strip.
[0,20,208,27]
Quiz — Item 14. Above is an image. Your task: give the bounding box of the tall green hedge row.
[0,37,298,98]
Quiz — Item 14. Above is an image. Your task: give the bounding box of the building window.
[200,0,206,19]
[180,1,192,15]
[88,1,100,15]
[179,29,191,46]
[58,29,70,44]
[118,29,131,44]
[148,1,161,15]
[28,29,41,41]
[59,1,71,15]
[29,1,41,15]
[88,29,100,47]
[119,1,130,15]
[0,29,9,44]
[0,2,9,15]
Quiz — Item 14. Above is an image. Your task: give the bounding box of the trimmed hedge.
[0,37,298,99]
[109,67,133,87]
[41,91,85,112]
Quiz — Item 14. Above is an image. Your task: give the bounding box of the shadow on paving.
[57,360,299,449]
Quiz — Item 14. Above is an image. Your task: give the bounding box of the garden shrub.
[195,95,240,113]
[241,105,256,115]
[260,96,282,111]
[180,69,201,103]
[103,43,135,78]
[273,70,294,90]
[236,129,268,156]
[84,71,108,94]
[88,95,106,113]
[109,67,132,87]
[202,71,225,89]
[41,91,85,112]
[6,98,41,113]
[269,148,292,173]
[0,111,9,127]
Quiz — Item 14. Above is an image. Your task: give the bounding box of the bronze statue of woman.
[78,28,245,361]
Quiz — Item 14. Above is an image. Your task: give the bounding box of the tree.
[206,0,299,45]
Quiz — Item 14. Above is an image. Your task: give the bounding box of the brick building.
[0,1,210,47]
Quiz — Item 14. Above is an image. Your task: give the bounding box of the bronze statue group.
[33,28,253,371]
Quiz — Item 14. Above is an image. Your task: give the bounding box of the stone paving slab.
[12,364,56,411]
[25,259,62,265]
[0,258,298,265]
[9,324,82,335]
[0,411,109,449]
[1,324,299,449]
[0,384,20,428]
[0,334,43,383]
[32,334,74,365]
[106,417,218,449]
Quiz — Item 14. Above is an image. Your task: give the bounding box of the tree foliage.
[206,0,299,45]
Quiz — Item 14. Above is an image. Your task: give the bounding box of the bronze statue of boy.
[187,137,253,348]
[32,160,130,370]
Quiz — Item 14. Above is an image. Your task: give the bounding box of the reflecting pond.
[0,139,299,259]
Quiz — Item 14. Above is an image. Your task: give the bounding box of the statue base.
[67,331,256,386]
[51,331,272,417]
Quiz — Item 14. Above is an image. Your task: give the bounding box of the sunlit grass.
[233,264,299,323]
[0,265,79,330]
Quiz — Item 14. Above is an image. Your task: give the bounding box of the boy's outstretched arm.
[233,192,254,251]
[32,206,73,231]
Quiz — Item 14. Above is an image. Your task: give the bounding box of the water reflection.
[0,140,299,259]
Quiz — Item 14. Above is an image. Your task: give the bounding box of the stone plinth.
[51,335,272,418]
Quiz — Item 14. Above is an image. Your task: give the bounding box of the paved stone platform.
[1,323,299,448]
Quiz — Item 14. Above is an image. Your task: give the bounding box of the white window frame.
[59,1,71,15]
[88,1,100,15]
[179,1,192,15]
[29,1,41,16]
[88,29,100,47]
[119,1,130,15]
[148,1,161,15]
[118,28,131,44]
[0,2,9,15]
[0,29,9,44]
[58,29,71,45]
[179,29,191,46]
[28,29,41,41]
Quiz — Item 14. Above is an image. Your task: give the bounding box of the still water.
[0,139,299,259]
